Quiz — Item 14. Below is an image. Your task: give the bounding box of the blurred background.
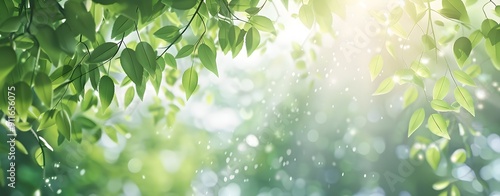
[2,0,500,195]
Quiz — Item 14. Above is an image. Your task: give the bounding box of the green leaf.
[245,27,260,56]
[170,0,197,10]
[432,180,450,191]
[428,113,450,140]
[37,110,56,131]
[112,15,134,38]
[250,15,275,32]
[450,184,460,196]
[426,144,441,171]
[433,77,450,100]
[469,30,483,48]
[464,64,481,78]
[34,73,53,107]
[64,1,96,41]
[298,4,315,28]
[15,140,28,155]
[431,99,454,112]
[88,42,118,63]
[198,44,218,76]
[55,23,77,55]
[81,90,96,111]
[369,55,383,81]
[0,16,22,32]
[15,82,32,121]
[136,42,157,75]
[373,77,395,95]
[99,76,115,110]
[33,25,60,63]
[182,67,198,99]
[164,53,177,69]
[453,37,472,68]
[0,46,17,82]
[408,108,425,137]
[451,148,466,164]
[34,147,44,168]
[176,44,194,58]
[440,0,470,23]
[154,26,180,43]
[403,86,418,108]
[496,6,500,17]
[124,86,135,107]
[422,34,436,50]
[481,19,497,36]
[103,126,118,143]
[454,86,475,116]
[453,70,475,86]
[120,48,144,86]
[55,109,72,141]
[485,27,500,70]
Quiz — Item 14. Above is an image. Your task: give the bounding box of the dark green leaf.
[440,0,470,23]
[120,48,144,85]
[0,46,17,82]
[154,26,180,43]
[136,42,157,75]
[99,76,115,110]
[112,15,134,38]
[64,1,96,41]
[88,42,118,63]
[198,44,218,76]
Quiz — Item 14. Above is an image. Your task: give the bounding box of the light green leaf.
[198,44,218,76]
[373,77,395,95]
[454,86,475,116]
[245,27,260,56]
[34,147,44,168]
[426,144,441,171]
[408,108,425,137]
[433,77,450,100]
[450,184,460,196]
[298,4,315,28]
[34,73,52,107]
[481,19,497,36]
[15,140,28,155]
[103,126,118,143]
[176,44,194,58]
[469,30,483,48]
[81,90,96,111]
[428,113,450,140]
[440,0,470,23]
[451,148,466,164]
[164,53,177,69]
[182,67,198,100]
[432,180,450,190]
[485,27,500,70]
[37,110,56,131]
[453,70,475,86]
[15,82,32,121]
[369,55,383,81]
[464,64,481,78]
[431,99,454,112]
[453,37,472,68]
[496,6,500,17]
[88,42,118,63]
[250,15,275,32]
[403,86,419,108]
[112,15,134,38]
[99,76,115,110]
[136,42,157,75]
[422,34,436,50]
[55,109,72,141]
[154,26,180,43]
[124,86,135,107]
[120,48,144,86]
